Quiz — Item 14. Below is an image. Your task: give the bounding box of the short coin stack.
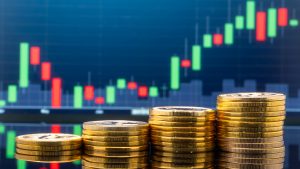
[149,106,216,169]
[15,133,82,163]
[82,120,149,169]
[217,92,286,169]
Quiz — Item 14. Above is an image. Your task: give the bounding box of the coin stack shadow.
[15,133,82,163]
[82,120,149,169]
[149,107,216,169]
[217,92,286,169]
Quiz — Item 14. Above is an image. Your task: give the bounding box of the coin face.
[83,120,148,131]
[16,133,82,146]
[150,106,215,117]
[218,92,286,101]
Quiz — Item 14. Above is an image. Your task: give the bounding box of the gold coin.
[153,155,213,163]
[219,116,285,122]
[151,130,213,137]
[217,92,286,102]
[218,120,284,127]
[84,150,148,157]
[217,106,285,112]
[217,101,285,107]
[150,125,214,132]
[219,141,284,149]
[82,129,148,136]
[15,153,81,163]
[218,131,283,138]
[84,145,148,152]
[83,120,148,131]
[82,135,148,142]
[220,146,285,154]
[149,115,215,122]
[16,149,81,156]
[82,166,148,169]
[83,139,147,147]
[16,144,81,151]
[82,159,147,168]
[218,161,284,169]
[217,111,286,117]
[217,126,283,132]
[151,141,214,148]
[149,121,214,127]
[219,156,285,164]
[83,155,148,163]
[16,133,82,146]
[219,152,285,159]
[152,161,213,168]
[153,146,214,153]
[151,136,214,143]
[154,151,214,158]
[218,136,283,143]
[150,106,215,117]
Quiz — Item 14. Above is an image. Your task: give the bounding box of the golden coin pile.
[217,92,286,169]
[15,133,82,163]
[82,120,149,169]
[149,106,216,169]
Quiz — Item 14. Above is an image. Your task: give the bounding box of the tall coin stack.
[82,120,149,169]
[217,92,286,169]
[15,133,82,163]
[149,106,216,169]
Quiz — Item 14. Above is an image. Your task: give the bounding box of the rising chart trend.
[0,0,299,110]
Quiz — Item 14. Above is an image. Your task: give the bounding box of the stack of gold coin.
[82,120,149,169]
[149,106,216,169]
[15,133,82,163]
[217,92,286,169]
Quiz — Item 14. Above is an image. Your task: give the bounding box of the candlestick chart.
[0,0,300,112]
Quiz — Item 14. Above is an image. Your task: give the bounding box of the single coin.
[150,106,215,117]
[83,155,148,163]
[82,135,148,142]
[221,146,285,154]
[153,146,214,153]
[16,133,82,146]
[84,145,148,152]
[83,139,148,147]
[153,155,213,163]
[151,141,214,148]
[149,116,215,123]
[219,116,285,122]
[82,129,148,136]
[16,149,81,156]
[217,111,286,117]
[219,141,284,149]
[82,159,147,168]
[149,121,214,127]
[217,101,285,107]
[151,130,213,137]
[150,125,214,132]
[217,92,286,102]
[83,120,148,131]
[84,150,148,157]
[218,136,283,143]
[219,152,285,159]
[219,156,285,164]
[218,161,284,169]
[217,126,283,132]
[15,153,81,163]
[217,106,285,112]
[152,161,213,168]
[82,166,148,169]
[154,151,214,158]
[218,131,283,138]
[16,144,81,151]
[218,120,284,127]
[151,136,214,143]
